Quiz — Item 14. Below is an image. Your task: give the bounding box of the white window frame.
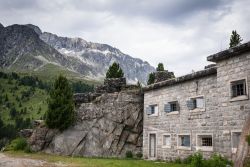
[229,77,248,102]
[148,104,159,117]
[196,133,213,152]
[188,95,205,112]
[231,130,242,154]
[164,101,180,115]
[177,133,191,150]
[162,133,171,148]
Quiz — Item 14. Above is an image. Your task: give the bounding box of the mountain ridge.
[0,23,155,84]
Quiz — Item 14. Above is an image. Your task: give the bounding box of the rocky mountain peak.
[25,24,42,35]
[0,23,155,84]
[0,23,4,29]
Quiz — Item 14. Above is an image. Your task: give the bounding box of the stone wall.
[143,53,250,161]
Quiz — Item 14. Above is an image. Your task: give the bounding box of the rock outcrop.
[27,78,143,157]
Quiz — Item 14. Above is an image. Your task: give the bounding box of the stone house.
[143,42,250,161]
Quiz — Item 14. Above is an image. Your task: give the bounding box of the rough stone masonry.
[143,41,250,163]
[25,78,144,157]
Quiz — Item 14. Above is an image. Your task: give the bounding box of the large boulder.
[28,88,143,157]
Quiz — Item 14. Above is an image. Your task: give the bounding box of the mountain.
[0,23,155,84]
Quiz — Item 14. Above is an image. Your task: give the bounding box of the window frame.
[229,77,248,102]
[187,95,205,112]
[196,133,213,152]
[162,133,171,148]
[177,133,191,150]
[231,130,242,154]
[147,104,159,117]
[164,101,180,115]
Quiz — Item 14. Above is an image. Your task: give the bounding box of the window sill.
[166,111,179,115]
[190,108,205,113]
[148,114,159,117]
[196,146,213,152]
[162,146,171,149]
[230,95,248,102]
[177,146,191,151]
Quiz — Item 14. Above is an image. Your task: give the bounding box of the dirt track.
[0,153,67,167]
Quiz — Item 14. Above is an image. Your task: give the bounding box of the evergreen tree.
[230,30,243,48]
[156,63,164,71]
[147,73,155,85]
[45,75,75,131]
[106,62,124,78]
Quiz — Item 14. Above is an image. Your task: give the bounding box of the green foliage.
[156,63,164,71]
[147,73,155,85]
[71,81,94,93]
[182,155,194,164]
[191,152,203,167]
[45,75,75,131]
[136,152,143,159]
[125,151,133,158]
[229,30,243,48]
[206,153,232,167]
[174,157,182,164]
[246,135,250,146]
[106,62,124,78]
[11,137,27,151]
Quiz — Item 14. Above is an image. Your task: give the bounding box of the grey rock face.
[50,90,143,157]
[39,31,155,84]
[0,23,4,29]
[28,85,143,157]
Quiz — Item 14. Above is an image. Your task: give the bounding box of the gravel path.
[0,153,67,167]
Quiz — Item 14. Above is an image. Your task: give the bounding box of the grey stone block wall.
[143,53,250,161]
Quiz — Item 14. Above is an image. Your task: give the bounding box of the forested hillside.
[0,71,94,149]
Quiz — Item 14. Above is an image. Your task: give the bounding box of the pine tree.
[147,73,155,85]
[45,75,75,131]
[106,62,124,78]
[156,63,164,71]
[230,30,243,48]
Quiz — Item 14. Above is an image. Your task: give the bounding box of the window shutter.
[186,100,194,110]
[196,97,204,108]
[146,107,152,115]
[164,103,171,113]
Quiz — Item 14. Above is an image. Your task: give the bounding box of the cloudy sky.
[1,0,250,76]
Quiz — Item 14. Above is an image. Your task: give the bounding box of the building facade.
[143,42,250,160]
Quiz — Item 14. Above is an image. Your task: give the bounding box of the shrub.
[174,157,182,164]
[136,152,143,159]
[183,154,194,164]
[191,152,203,167]
[125,151,133,158]
[11,138,27,151]
[206,153,232,167]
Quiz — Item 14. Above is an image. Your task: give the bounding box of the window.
[177,134,191,150]
[196,134,213,151]
[231,79,246,97]
[146,105,158,116]
[231,131,241,153]
[164,101,179,113]
[187,96,204,110]
[162,134,171,148]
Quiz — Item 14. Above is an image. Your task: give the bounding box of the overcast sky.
[1,0,250,76]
